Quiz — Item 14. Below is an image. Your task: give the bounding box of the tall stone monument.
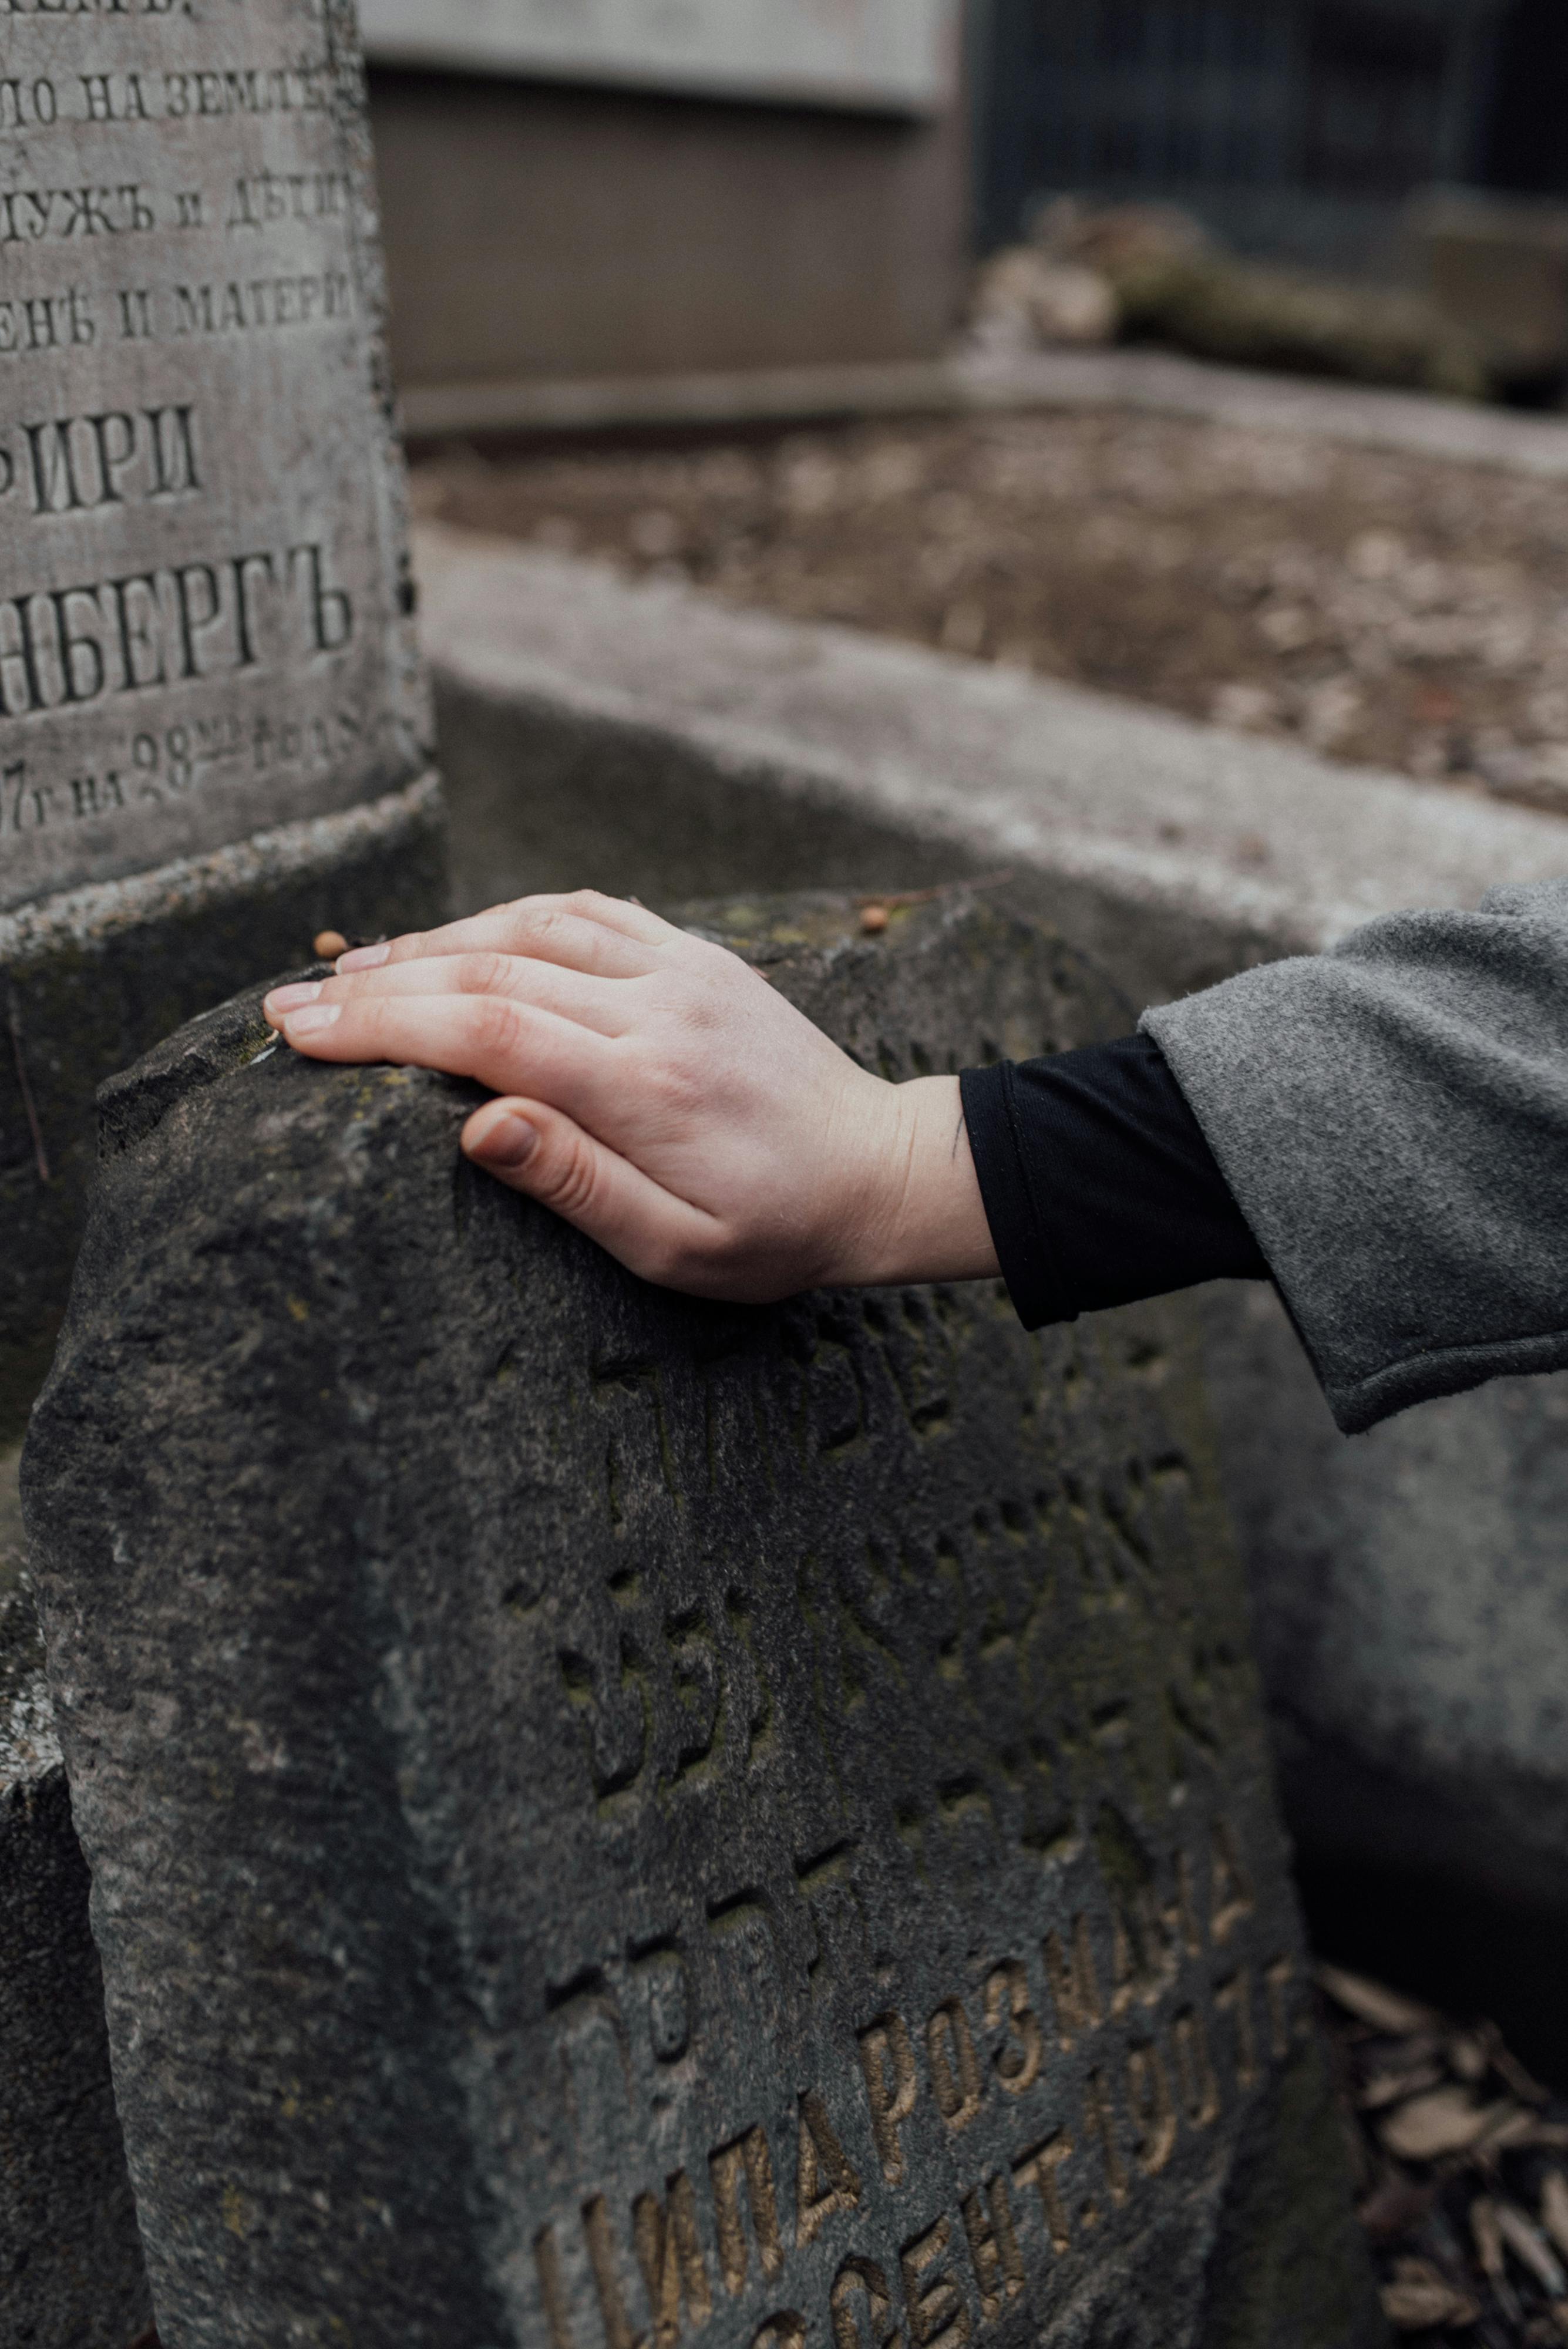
[0,0,445,1430]
[23,893,1384,2349]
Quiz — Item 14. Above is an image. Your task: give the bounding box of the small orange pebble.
[313,929,348,961]
[859,903,890,935]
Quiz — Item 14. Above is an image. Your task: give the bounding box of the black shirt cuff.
[960,1033,1269,1330]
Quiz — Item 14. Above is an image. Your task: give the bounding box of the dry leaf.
[1448,2032,1488,2083]
[1473,2196,1506,2279]
[1474,2198,1523,2324]
[1317,1963,1439,2037]
[1381,2258,1479,2332]
[1473,2102,1535,2155]
[1542,2170,1568,2261]
[1500,2200,1568,2297]
[1360,2063,1443,2112]
[1379,2086,1506,2160]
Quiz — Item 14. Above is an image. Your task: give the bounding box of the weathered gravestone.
[23,893,1384,2349]
[1,1443,151,2347]
[0,0,443,1432]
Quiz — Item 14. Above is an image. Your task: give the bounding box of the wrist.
[834,1075,1000,1289]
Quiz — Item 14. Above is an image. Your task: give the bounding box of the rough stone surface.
[23,893,1381,2349]
[0,772,446,1443]
[0,0,429,910]
[415,527,1568,2014]
[0,1445,150,2348]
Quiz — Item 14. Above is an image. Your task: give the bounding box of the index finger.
[341,890,680,980]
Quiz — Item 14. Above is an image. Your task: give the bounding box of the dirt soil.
[411,409,1568,816]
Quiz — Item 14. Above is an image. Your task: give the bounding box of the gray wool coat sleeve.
[1140,876,1568,1436]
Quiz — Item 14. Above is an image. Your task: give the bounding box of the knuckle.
[469,994,520,1061]
[648,1056,704,1122]
[457,950,509,996]
[538,1131,600,1220]
[524,906,570,950]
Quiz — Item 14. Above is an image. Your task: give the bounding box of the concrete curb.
[401,345,1568,481]
[415,524,1568,1003]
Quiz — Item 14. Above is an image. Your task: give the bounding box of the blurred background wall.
[975,0,1568,274]
[364,0,1568,425]
[362,1,971,403]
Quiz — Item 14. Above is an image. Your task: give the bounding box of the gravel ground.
[411,409,1568,815]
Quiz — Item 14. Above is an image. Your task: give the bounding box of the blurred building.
[362,1,971,433]
[975,0,1535,273]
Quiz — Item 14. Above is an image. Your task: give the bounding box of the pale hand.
[263,891,999,1304]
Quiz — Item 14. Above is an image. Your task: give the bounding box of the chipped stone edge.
[0,770,443,967]
[1,1446,60,1801]
[0,1627,63,1799]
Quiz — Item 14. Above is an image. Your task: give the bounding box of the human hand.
[263,891,998,1304]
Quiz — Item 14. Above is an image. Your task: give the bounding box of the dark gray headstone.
[0,0,426,908]
[0,0,445,1433]
[1,1446,150,2348]
[22,893,1383,2349]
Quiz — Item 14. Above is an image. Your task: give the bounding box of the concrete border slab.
[402,346,1568,483]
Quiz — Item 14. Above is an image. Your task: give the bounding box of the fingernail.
[337,941,389,971]
[267,981,323,1011]
[284,1003,342,1037]
[472,1112,537,1169]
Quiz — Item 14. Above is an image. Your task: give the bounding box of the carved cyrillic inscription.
[541,1941,1303,2349]
[533,1799,1306,2349]
[0,0,423,907]
[490,1286,1315,2345]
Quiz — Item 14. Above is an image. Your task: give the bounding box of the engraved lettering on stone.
[1042,1917,1102,2050]
[1011,2134,1074,2256]
[584,2193,647,2349]
[795,2091,862,2248]
[1208,1818,1256,1946]
[710,2127,783,2296]
[983,1960,1044,2095]
[830,2259,899,2349]
[959,2178,1025,2322]
[1213,1967,1260,2090]
[1125,2042,1178,2176]
[1170,2008,1221,2129]
[536,2224,579,2349]
[899,2216,970,2349]
[857,2010,918,2185]
[1264,1957,1297,2058]
[1082,2070,1129,2210]
[925,1996,983,2132]
[0,0,421,906]
[632,2172,711,2349]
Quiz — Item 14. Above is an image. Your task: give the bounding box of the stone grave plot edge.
[21,893,1384,2349]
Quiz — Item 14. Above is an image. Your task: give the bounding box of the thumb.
[461,1097,719,1290]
